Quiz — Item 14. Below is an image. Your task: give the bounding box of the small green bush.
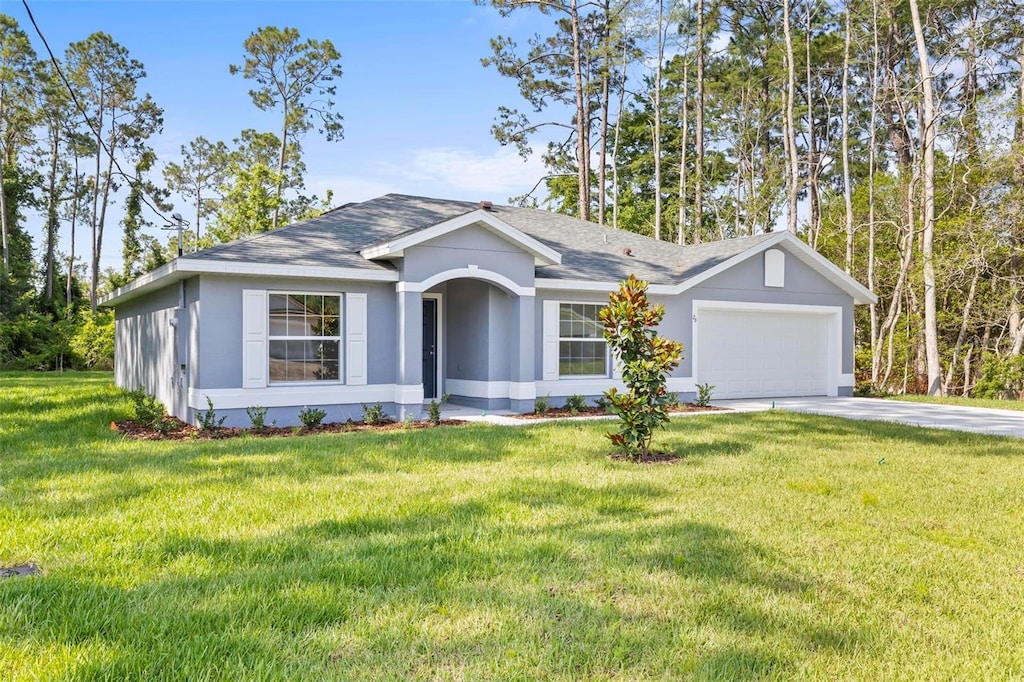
[534,394,550,414]
[695,383,716,407]
[362,402,387,425]
[246,405,268,429]
[563,394,587,415]
[298,406,327,428]
[427,392,450,426]
[125,386,166,427]
[665,392,682,410]
[197,396,227,431]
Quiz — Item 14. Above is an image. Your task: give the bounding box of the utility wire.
[21,0,176,227]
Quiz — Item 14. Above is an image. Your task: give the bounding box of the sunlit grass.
[885,393,1024,411]
[1,371,1023,680]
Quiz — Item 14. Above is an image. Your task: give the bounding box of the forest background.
[2,0,1024,399]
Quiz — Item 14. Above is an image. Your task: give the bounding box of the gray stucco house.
[102,193,876,426]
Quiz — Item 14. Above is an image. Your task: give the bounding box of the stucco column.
[396,289,424,419]
[509,294,537,412]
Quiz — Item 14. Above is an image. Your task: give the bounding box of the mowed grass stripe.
[0,371,1022,680]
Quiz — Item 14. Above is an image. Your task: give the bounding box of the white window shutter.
[542,300,560,381]
[611,349,623,379]
[242,289,267,388]
[346,293,368,385]
[764,249,785,287]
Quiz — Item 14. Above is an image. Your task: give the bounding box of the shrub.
[594,396,612,413]
[246,405,268,429]
[598,274,684,459]
[197,396,227,431]
[665,391,682,410]
[362,402,387,425]
[695,383,716,407]
[427,392,450,426]
[973,354,1024,399]
[125,386,165,427]
[534,394,550,414]
[70,311,115,370]
[298,406,327,428]
[563,394,588,415]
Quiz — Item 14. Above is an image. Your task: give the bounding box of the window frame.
[267,290,344,385]
[557,301,610,378]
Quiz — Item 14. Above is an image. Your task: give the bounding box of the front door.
[422,298,438,400]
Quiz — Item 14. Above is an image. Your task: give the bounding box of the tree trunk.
[570,0,591,221]
[0,93,8,279]
[943,264,979,394]
[868,0,880,385]
[806,3,819,245]
[678,58,689,244]
[782,0,799,234]
[842,0,854,274]
[694,0,704,243]
[909,0,942,396]
[652,0,664,240]
[68,153,80,308]
[598,41,610,225]
[273,99,289,231]
[611,42,628,230]
[46,124,60,301]
[89,89,105,313]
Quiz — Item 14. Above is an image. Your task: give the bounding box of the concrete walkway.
[713,396,1024,439]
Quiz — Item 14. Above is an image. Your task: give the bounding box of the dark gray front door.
[422,298,438,400]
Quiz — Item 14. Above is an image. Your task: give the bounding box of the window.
[268,293,341,382]
[559,303,608,376]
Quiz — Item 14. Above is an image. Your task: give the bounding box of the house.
[101,193,877,427]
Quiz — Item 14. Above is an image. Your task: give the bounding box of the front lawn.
[885,393,1024,412]
[2,372,1023,680]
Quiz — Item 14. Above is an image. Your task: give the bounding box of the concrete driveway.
[713,396,1024,439]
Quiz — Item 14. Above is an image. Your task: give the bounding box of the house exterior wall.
[182,275,397,427]
[114,280,192,418]
[400,225,535,287]
[532,244,857,402]
[196,275,396,389]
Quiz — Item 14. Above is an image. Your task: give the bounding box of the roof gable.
[359,209,562,266]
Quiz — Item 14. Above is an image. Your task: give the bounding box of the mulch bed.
[111,418,466,441]
[513,403,725,420]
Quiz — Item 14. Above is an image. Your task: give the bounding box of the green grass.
[884,394,1024,411]
[2,372,1023,680]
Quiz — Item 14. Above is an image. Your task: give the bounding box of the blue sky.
[12,0,556,269]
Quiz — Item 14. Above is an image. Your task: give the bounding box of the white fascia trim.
[536,377,696,397]
[360,209,562,266]
[101,258,398,306]
[398,268,535,297]
[692,299,844,397]
[535,278,676,295]
[446,379,537,401]
[189,384,404,411]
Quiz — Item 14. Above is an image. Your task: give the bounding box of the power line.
[20,0,174,227]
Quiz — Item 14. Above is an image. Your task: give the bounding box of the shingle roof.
[186,193,778,285]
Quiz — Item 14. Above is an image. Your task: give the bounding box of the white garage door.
[696,307,831,399]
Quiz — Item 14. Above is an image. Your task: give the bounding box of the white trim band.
[189,383,417,410]
[446,379,537,401]
[398,267,535,297]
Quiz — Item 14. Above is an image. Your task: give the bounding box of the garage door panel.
[697,308,830,399]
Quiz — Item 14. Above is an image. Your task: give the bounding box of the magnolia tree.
[598,275,684,460]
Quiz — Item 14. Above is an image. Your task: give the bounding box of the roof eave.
[100,258,400,307]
